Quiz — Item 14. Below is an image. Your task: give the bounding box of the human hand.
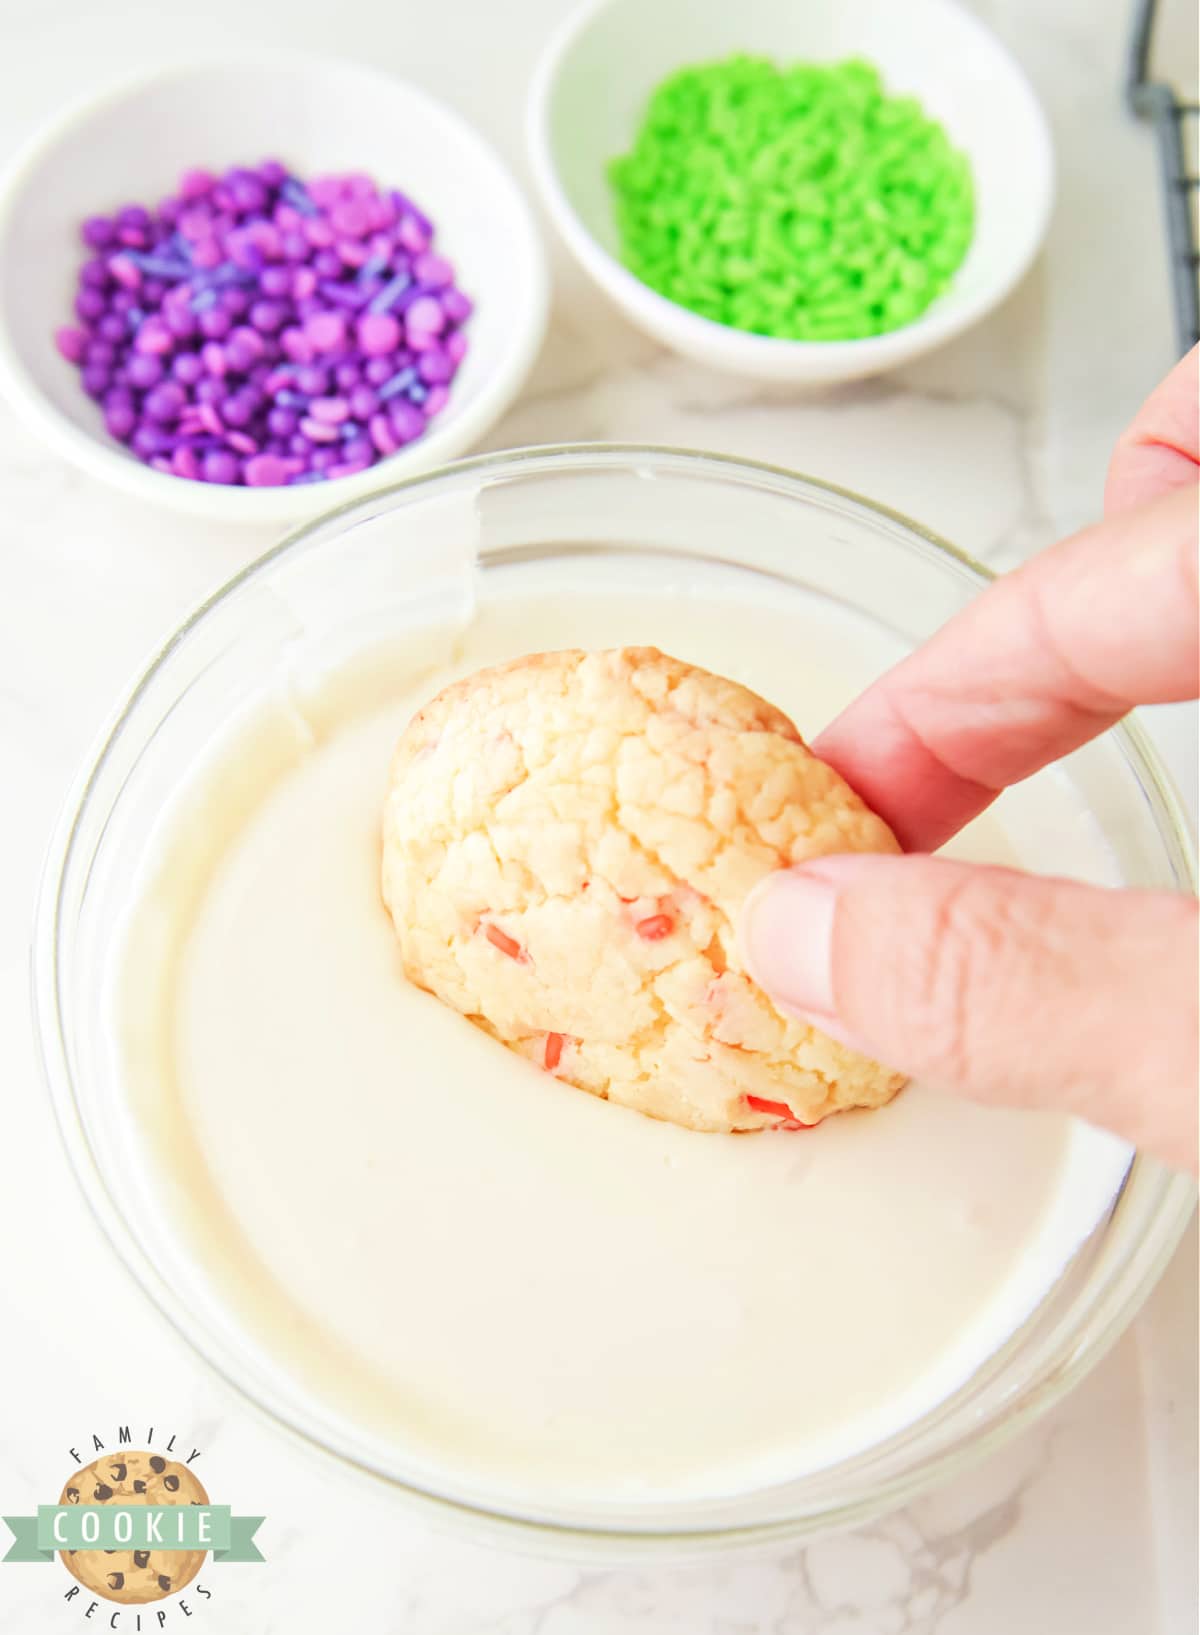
[741,348,1199,1172]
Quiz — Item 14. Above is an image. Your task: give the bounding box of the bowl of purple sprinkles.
[0,55,548,520]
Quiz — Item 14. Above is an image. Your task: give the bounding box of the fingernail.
[740,867,838,1016]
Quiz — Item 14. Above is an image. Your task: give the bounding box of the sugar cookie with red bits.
[381,647,905,1133]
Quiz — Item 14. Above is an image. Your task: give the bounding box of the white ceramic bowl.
[528,0,1053,384]
[0,54,548,523]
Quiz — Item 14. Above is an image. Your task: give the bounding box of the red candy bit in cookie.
[635,913,675,941]
[745,1094,814,1130]
[544,1032,565,1071]
[484,923,524,961]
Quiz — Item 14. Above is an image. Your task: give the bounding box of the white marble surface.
[0,0,1196,1631]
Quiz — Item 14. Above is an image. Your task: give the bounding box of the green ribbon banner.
[3,1506,264,1564]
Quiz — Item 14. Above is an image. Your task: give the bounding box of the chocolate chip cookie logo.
[3,1428,263,1625]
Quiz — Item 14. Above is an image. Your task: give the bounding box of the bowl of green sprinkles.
[529,0,1053,383]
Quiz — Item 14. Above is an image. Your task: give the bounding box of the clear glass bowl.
[33,446,1197,1556]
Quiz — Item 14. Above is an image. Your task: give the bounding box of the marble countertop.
[0,0,1195,1631]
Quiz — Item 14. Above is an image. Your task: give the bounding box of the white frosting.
[115,580,1132,1510]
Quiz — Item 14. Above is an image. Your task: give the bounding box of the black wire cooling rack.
[1128,0,1200,353]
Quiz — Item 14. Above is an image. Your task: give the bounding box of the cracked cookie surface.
[381,647,904,1132]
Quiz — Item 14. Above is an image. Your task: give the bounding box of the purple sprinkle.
[295,363,331,396]
[172,445,201,481]
[309,396,350,425]
[318,281,368,310]
[81,215,116,250]
[357,254,389,284]
[249,299,287,333]
[192,288,220,312]
[104,403,137,440]
[226,430,258,455]
[330,198,372,238]
[55,326,88,364]
[131,425,171,458]
[396,214,431,255]
[288,470,327,484]
[200,307,234,342]
[172,352,205,386]
[108,254,142,290]
[267,406,299,437]
[299,416,340,443]
[413,253,454,289]
[243,452,297,486]
[130,252,194,281]
[406,295,445,335]
[118,203,151,231]
[127,353,165,389]
[220,392,255,429]
[371,276,422,316]
[377,364,417,400]
[279,327,313,364]
[280,179,318,216]
[390,191,432,237]
[80,258,112,290]
[312,249,343,281]
[349,383,379,419]
[165,306,197,341]
[144,381,186,422]
[74,288,106,323]
[441,288,473,324]
[133,323,173,357]
[417,348,453,385]
[201,448,239,483]
[226,327,267,372]
[303,217,336,249]
[422,384,452,418]
[357,311,401,356]
[304,312,345,353]
[388,399,425,443]
[260,265,293,299]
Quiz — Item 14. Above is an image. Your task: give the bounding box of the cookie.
[59,1452,207,1604]
[382,647,904,1133]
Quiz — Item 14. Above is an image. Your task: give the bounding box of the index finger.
[1105,345,1199,516]
[813,481,1199,852]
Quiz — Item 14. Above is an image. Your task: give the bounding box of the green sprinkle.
[608,56,975,342]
